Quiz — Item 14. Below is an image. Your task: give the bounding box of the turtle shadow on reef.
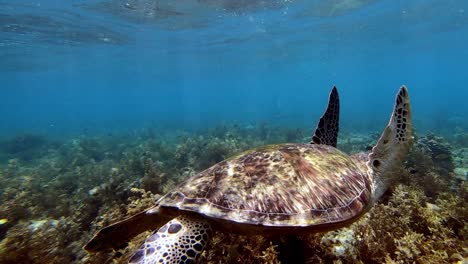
[274,235,306,264]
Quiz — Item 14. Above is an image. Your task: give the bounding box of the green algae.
[0,125,466,263]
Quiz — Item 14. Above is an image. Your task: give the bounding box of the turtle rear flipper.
[128,215,212,264]
[311,86,340,147]
[84,206,165,252]
[368,86,413,200]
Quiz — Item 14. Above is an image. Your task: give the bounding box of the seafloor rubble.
[0,125,466,264]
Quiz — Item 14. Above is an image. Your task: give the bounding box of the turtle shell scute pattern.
[158,144,371,227]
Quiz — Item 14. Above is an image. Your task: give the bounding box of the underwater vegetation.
[0,134,53,162]
[0,124,466,263]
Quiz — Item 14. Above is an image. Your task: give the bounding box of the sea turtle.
[85,86,413,264]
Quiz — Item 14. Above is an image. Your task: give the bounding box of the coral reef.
[405,133,458,198]
[352,185,467,263]
[417,133,455,175]
[0,126,466,263]
[338,131,377,154]
[453,131,468,148]
[453,146,468,182]
[0,134,52,162]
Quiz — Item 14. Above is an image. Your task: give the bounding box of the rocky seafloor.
[0,124,466,264]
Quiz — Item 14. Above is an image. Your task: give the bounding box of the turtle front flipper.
[311,86,340,147]
[368,86,413,201]
[84,206,166,252]
[128,215,212,264]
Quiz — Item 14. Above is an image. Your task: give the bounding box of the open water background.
[1,0,467,137]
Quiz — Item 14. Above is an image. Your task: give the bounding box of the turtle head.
[367,86,413,202]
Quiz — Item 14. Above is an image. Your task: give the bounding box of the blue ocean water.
[1,0,467,137]
[1,2,468,263]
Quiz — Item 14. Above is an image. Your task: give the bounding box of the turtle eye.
[372,159,381,168]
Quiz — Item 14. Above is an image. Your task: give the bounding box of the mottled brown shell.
[157,143,371,227]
